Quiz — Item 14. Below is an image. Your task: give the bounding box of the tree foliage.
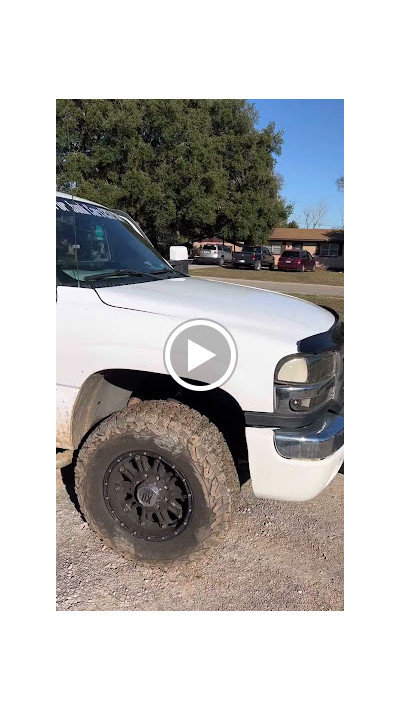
[336,176,344,192]
[56,100,292,244]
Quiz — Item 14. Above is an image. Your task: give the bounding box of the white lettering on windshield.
[56,199,126,222]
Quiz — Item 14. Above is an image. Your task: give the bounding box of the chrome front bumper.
[274,412,344,460]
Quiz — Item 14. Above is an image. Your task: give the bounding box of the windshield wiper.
[151,267,189,278]
[84,269,165,282]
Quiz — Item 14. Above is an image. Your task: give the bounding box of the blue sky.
[250,100,344,228]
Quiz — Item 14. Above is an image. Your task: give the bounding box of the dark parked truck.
[232,245,275,271]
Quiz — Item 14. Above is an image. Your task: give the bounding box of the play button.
[187,339,216,372]
[164,319,237,392]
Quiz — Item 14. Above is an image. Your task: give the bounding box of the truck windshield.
[56,197,179,286]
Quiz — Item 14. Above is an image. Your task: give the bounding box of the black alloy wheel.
[104,451,192,541]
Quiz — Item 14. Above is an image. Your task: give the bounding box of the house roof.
[269,228,344,243]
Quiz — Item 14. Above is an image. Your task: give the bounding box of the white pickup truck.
[57,192,344,566]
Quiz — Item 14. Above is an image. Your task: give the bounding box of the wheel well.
[72,369,250,485]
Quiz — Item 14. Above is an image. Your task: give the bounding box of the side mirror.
[169,245,188,261]
[169,245,189,275]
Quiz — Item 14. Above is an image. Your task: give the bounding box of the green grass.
[189,265,344,286]
[298,294,344,322]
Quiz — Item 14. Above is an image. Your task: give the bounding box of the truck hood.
[95,276,335,342]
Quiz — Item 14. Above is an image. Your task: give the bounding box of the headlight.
[276,357,308,383]
[274,352,338,415]
[276,353,336,384]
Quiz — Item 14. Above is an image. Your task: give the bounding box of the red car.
[278,249,316,272]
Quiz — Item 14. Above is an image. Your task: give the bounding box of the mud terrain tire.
[75,400,240,566]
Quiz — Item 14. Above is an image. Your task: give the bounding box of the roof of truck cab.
[56,192,107,208]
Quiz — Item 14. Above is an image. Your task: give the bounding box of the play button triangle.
[187,339,216,373]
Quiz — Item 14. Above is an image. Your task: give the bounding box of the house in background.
[267,228,344,270]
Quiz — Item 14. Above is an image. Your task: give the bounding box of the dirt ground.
[56,462,343,611]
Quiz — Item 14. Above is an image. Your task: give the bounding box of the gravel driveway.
[57,465,343,611]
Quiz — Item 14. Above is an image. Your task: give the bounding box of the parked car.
[278,250,316,272]
[192,244,232,266]
[57,193,344,566]
[231,245,274,270]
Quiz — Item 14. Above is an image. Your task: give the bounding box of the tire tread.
[75,400,240,568]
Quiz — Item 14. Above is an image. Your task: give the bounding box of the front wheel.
[269,262,275,270]
[75,401,239,566]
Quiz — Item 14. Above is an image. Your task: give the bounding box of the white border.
[7,2,399,700]
[163,318,238,391]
